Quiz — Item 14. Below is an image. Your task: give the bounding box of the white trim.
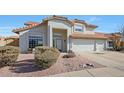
[28,35,45,46]
[53,33,62,36]
[74,23,86,32]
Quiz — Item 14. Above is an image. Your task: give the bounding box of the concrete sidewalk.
[50,67,124,77]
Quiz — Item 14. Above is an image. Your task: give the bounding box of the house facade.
[12,15,108,53]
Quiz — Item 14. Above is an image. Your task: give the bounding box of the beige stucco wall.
[86,26,95,31]
[74,23,86,32]
[19,24,47,53]
[73,23,95,34]
[48,19,73,51]
[29,24,47,45]
[19,30,29,53]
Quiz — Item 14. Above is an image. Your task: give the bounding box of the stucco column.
[67,30,70,51]
[47,25,53,47]
[105,40,108,50]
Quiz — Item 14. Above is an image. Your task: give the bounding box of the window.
[29,36,43,48]
[108,41,113,47]
[75,25,84,32]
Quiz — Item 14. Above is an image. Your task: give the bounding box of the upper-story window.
[75,24,84,32]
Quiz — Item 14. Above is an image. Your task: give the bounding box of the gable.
[48,19,73,29]
[29,24,47,35]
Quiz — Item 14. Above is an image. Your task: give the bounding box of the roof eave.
[43,16,74,26]
[70,35,108,40]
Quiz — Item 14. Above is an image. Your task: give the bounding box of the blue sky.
[0,15,124,36]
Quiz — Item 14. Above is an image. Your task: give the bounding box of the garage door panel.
[71,39,106,52]
[96,40,105,51]
[72,39,94,52]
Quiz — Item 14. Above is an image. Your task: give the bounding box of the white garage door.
[96,40,105,51]
[72,39,95,52]
[71,39,106,52]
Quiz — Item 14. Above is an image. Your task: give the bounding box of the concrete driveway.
[81,51,124,68]
[52,51,124,77]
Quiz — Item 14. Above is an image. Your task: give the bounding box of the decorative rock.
[79,64,87,68]
[83,64,87,68]
[86,63,94,67]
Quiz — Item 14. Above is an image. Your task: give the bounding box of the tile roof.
[72,19,98,28]
[24,21,40,26]
[6,35,19,39]
[12,15,98,34]
[70,32,108,39]
[43,15,74,25]
[12,23,40,34]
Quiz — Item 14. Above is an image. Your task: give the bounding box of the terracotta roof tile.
[6,35,19,39]
[12,15,98,34]
[12,23,40,33]
[70,32,108,39]
[43,15,74,25]
[24,21,40,26]
[72,19,98,28]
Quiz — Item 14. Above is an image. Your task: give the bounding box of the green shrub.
[35,46,50,55]
[35,46,60,69]
[0,46,19,68]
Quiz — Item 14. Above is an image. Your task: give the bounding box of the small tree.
[119,24,124,36]
[119,25,124,49]
[112,34,121,51]
[113,24,124,50]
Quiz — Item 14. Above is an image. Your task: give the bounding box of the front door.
[56,39,62,51]
[53,36,63,51]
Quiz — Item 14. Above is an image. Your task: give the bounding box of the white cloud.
[88,17,101,22]
[0,26,16,36]
[0,26,15,30]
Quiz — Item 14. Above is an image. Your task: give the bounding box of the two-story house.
[12,15,108,53]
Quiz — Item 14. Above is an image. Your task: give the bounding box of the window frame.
[29,35,43,48]
[74,24,84,32]
[108,41,113,48]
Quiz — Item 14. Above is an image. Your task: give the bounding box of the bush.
[0,46,19,68]
[63,50,76,58]
[35,46,50,55]
[35,46,60,69]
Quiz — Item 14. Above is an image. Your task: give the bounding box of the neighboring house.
[0,36,19,47]
[104,34,114,49]
[120,36,124,41]
[12,15,108,53]
[5,36,19,47]
[0,36,5,46]
[105,33,124,50]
